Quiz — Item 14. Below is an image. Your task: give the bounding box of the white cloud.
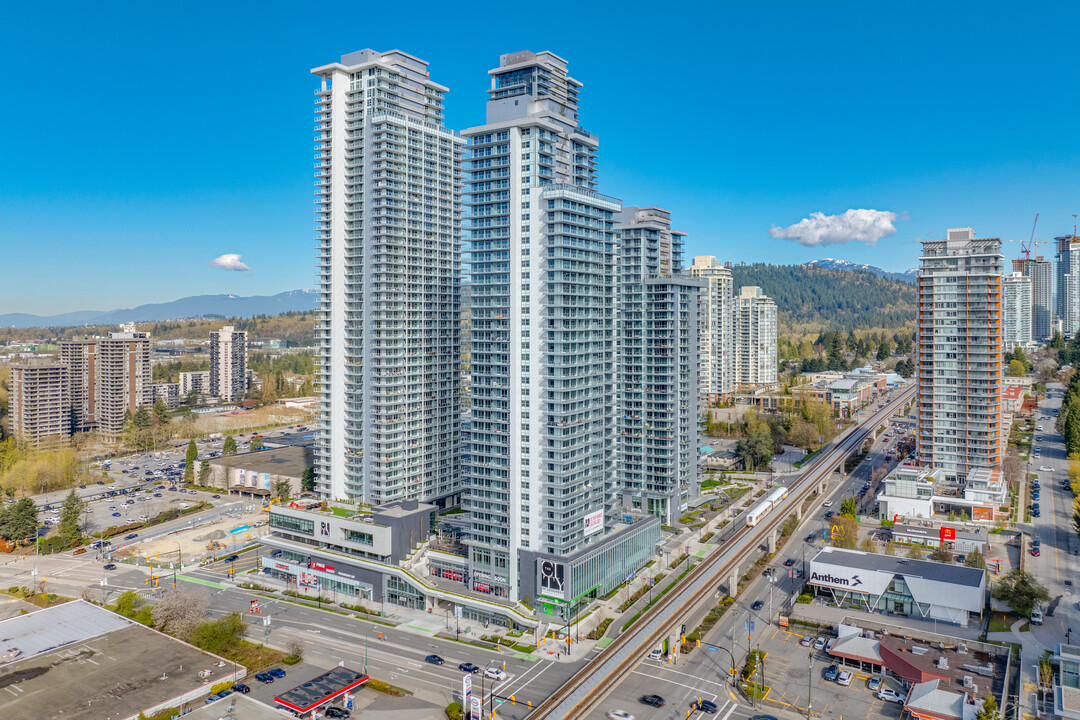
[769,209,902,247]
[208,253,252,272]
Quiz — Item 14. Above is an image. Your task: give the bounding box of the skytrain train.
[745,485,790,527]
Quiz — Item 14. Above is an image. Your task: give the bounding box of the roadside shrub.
[446,701,463,720]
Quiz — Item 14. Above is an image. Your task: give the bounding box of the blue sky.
[2,1,1079,315]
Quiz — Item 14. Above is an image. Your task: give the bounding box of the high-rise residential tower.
[311,49,464,505]
[916,228,1003,481]
[1002,272,1033,351]
[686,256,734,404]
[463,51,657,612]
[734,286,778,387]
[95,328,152,442]
[209,325,248,402]
[10,359,71,445]
[1011,256,1051,340]
[1057,234,1080,335]
[59,337,97,433]
[615,207,702,524]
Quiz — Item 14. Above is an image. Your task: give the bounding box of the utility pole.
[807,652,814,720]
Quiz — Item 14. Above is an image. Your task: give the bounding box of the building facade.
[150,382,180,410]
[685,256,734,403]
[311,49,464,506]
[615,207,702,524]
[1011,256,1051,340]
[59,337,98,433]
[916,229,1003,481]
[808,547,986,626]
[95,330,152,442]
[734,286,778,387]
[209,325,248,402]
[1059,235,1080,336]
[9,360,71,444]
[1002,272,1033,351]
[178,371,210,399]
[463,50,659,609]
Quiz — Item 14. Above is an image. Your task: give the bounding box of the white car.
[647,649,663,661]
[484,668,508,681]
[813,636,827,650]
[1039,466,1053,472]
[822,500,834,507]
[837,670,853,686]
[607,712,635,720]
[878,689,905,703]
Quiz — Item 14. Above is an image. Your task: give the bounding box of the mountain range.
[804,258,918,284]
[0,290,317,329]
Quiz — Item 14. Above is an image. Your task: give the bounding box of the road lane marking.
[631,669,719,697]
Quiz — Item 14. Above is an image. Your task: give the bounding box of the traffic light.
[696,639,700,647]
[510,696,515,705]
[681,635,686,644]
[681,623,686,635]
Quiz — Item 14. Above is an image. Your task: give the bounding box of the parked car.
[232,683,250,694]
[485,668,508,682]
[823,664,840,682]
[204,694,221,704]
[268,667,286,678]
[255,672,274,683]
[647,649,663,660]
[878,689,905,703]
[813,636,827,650]
[325,708,350,719]
[425,655,444,665]
[799,636,812,647]
[1031,609,1044,625]
[640,695,665,707]
[837,670,853,686]
[867,677,882,691]
[459,662,480,673]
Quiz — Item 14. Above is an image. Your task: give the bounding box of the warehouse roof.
[210,445,313,477]
[812,547,984,587]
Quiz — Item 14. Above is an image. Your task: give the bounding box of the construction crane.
[1003,213,1047,262]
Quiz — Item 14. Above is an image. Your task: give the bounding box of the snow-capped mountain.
[805,258,917,284]
[0,290,317,328]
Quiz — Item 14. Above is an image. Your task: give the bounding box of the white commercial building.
[808,547,986,627]
[311,49,464,506]
[876,464,941,521]
[734,286,777,387]
[1002,272,1033,351]
[685,255,734,403]
[209,325,248,402]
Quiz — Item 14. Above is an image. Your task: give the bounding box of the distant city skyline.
[2,2,1079,315]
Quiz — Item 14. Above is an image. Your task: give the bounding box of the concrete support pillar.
[768,530,777,554]
[795,503,803,521]
[728,567,739,596]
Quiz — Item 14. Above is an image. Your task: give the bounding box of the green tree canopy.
[840,496,858,518]
[152,397,171,426]
[185,440,197,484]
[223,436,237,456]
[301,467,315,493]
[1008,359,1028,377]
[59,489,85,546]
[991,570,1050,617]
[250,436,264,451]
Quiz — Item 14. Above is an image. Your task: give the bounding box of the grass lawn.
[988,618,1011,633]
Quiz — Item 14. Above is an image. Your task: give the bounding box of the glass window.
[270,513,314,535]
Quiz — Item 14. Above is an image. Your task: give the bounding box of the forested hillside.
[729,263,915,333]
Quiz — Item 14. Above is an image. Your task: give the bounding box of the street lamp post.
[363,626,378,675]
[173,542,181,587]
[807,652,814,720]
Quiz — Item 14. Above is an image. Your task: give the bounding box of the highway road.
[528,384,916,720]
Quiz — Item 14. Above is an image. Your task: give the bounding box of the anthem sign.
[810,571,863,588]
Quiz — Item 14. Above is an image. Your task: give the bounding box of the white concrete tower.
[312,49,464,504]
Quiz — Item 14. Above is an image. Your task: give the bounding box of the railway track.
[527,385,915,719]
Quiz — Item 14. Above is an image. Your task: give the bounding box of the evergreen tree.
[976,690,1000,720]
[185,440,197,484]
[198,459,211,485]
[59,490,85,546]
[152,397,171,426]
[223,435,237,456]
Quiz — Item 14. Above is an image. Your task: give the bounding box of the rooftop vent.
[937,655,949,669]
[911,646,930,656]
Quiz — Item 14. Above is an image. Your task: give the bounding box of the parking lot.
[750,623,905,720]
